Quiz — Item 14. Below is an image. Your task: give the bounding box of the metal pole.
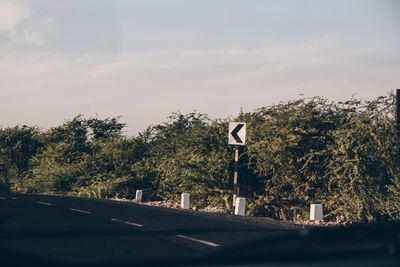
[233,145,239,207]
[396,89,400,125]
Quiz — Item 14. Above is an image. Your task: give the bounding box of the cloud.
[0,1,30,32]
[1,37,399,134]
[22,17,53,45]
[0,2,53,46]
[2,37,399,93]
[2,38,399,98]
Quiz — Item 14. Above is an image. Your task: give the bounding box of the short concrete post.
[234,197,246,216]
[135,190,143,202]
[310,204,323,221]
[181,193,190,209]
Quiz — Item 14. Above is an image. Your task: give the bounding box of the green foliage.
[244,94,400,222]
[327,95,400,222]
[86,117,126,140]
[4,93,400,223]
[0,125,43,183]
[245,97,340,220]
[132,113,233,209]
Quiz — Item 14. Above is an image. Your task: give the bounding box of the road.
[1,194,399,266]
[0,194,297,266]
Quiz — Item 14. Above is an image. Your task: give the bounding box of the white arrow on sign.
[228,122,246,145]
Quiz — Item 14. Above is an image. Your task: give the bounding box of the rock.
[315,220,323,225]
[199,205,227,213]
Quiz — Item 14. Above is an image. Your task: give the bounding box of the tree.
[0,125,43,181]
[86,117,126,140]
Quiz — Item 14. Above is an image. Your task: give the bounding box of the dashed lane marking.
[0,197,6,200]
[36,201,53,206]
[11,197,17,200]
[175,234,221,247]
[110,218,144,227]
[70,208,92,214]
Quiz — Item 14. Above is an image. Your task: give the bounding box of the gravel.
[109,197,352,227]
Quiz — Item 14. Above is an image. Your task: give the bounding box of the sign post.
[233,145,239,206]
[228,122,246,207]
[396,89,400,125]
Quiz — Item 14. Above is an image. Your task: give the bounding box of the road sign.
[228,122,246,146]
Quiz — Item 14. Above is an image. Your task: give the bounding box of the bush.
[5,93,400,223]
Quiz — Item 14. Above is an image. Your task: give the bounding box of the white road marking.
[11,197,17,200]
[36,201,52,206]
[0,197,6,200]
[110,218,143,227]
[70,208,92,214]
[175,234,221,247]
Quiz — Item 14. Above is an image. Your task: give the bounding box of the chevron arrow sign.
[228,122,246,145]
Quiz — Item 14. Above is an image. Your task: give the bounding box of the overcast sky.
[1,0,399,135]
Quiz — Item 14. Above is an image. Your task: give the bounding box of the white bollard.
[181,193,190,209]
[135,190,143,202]
[310,204,323,221]
[234,197,246,216]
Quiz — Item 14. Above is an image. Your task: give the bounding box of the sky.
[0,0,399,136]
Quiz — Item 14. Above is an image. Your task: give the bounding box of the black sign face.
[228,122,246,145]
[231,124,244,143]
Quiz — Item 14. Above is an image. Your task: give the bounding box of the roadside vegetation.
[1,93,399,223]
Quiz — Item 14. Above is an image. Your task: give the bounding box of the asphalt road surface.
[0,194,399,266]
